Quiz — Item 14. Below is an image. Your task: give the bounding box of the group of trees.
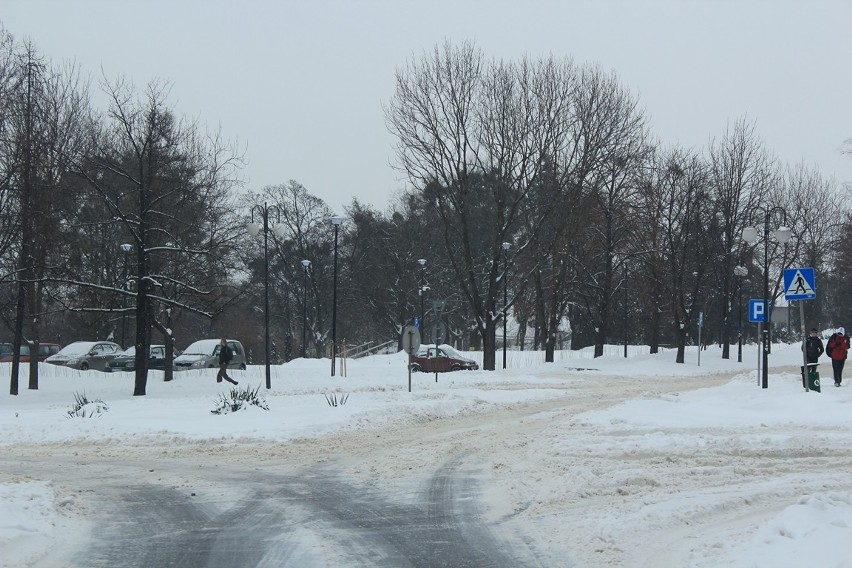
[2,33,850,396]
[1,30,243,395]
[384,42,848,368]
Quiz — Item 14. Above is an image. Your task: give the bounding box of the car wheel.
[80,362,89,371]
[451,364,461,372]
[409,364,421,372]
[239,363,246,370]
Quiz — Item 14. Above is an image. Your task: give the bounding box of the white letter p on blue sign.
[748,299,766,323]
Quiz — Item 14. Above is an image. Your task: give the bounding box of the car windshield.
[439,345,466,359]
[416,344,462,358]
[0,344,12,356]
[181,340,220,356]
[56,342,97,356]
[120,347,136,356]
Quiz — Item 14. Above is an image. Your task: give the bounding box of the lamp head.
[502,241,512,251]
[301,259,311,269]
[417,258,426,266]
[247,222,261,236]
[775,226,792,244]
[120,243,132,253]
[741,227,759,244]
[330,215,343,226]
[272,223,287,238]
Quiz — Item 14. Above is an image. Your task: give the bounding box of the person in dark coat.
[216,338,238,385]
[802,328,824,388]
[826,327,850,387]
[804,328,824,364]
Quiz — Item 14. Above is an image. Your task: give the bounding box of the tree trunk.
[721,278,731,359]
[649,305,660,354]
[675,326,687,364]
[482,318,497,371]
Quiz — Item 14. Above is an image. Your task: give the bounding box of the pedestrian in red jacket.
[826,327,850,387]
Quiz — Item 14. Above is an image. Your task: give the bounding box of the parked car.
[45,341,123,371]
[408,344,479,373]
[105,345,182,373]
[174,339,246,371]
[0,342,61,363]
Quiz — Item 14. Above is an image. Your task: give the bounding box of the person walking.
[216,338,239,385]
[826,327,850,387]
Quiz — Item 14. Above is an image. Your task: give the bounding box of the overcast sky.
[3,0,851,214]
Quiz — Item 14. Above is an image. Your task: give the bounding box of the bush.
[66,392,108,418]
[211,384,269,415]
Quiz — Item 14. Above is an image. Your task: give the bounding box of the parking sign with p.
[748,299,766,323]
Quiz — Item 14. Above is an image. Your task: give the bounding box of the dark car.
[105,345,181,373]
[45,341,123,371]
[174,339,246,371]
[0,342,61,363]
[409,344,479,373]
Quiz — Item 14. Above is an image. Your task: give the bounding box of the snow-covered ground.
[2,342,851,567]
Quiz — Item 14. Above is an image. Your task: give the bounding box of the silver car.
[174,339,246,371]
[45,341,123,371]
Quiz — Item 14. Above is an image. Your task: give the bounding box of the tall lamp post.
[502,242,511,369]
[417,258,426,335]
[623,261,628,358]
[742,208,791,388]
[301,259,311,358]
[734,265,748,363]
[330,215,343,376]
[248,203,284,389]
[119,243,132,348]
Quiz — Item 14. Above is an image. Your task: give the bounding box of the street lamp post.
[248,203,284,389]
[502,242,511,369]
[301,259,311,358]
[119,243,132,348]
[734,265,748,363]
[330,215,343,376]
[417,258,426,336]
[742,208,792,388]
[623,261,628,358]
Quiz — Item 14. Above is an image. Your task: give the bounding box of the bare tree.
[774,162,846,329]
[344,196,427,352]
[0,28,20,268]
[386,43,578,369]
[707,118,771,358]
[2,37,89,394]
[242,181,335,360]
[654,148,715,363]
[69,77,243,395]
[568,65,649,357]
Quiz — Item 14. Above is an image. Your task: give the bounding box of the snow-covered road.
[3,346,852,566]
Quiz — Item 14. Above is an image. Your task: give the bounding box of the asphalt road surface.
[5,441,542,567]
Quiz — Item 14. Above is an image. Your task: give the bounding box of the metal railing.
[347,339,397,359]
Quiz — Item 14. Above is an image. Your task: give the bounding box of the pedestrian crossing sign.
[783,267,816,301]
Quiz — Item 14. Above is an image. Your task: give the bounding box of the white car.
[174,339,246,371]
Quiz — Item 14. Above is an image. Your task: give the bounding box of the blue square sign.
[749,299,766,323]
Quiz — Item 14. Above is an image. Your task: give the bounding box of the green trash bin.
[802,364,821,392]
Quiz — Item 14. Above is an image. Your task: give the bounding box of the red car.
[0,342,61,363]
[409,344,479,373]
